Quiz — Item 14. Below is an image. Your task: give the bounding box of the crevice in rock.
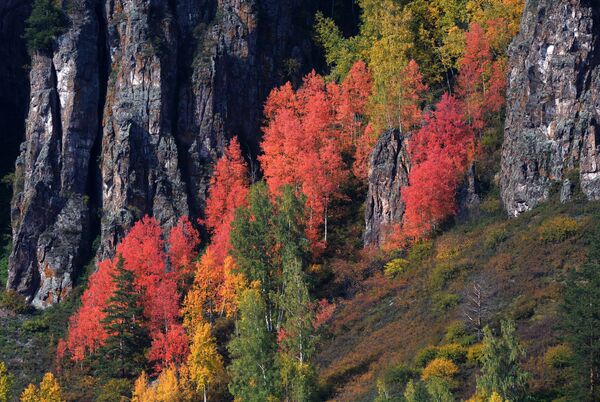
[49,59,63,178]
[576,0,600,95]
[82,2,109,274]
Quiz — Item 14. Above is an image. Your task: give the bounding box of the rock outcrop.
[8,0,320,306]
[500,0,600,216]
[9,1,100,307]
[364,129,410,246]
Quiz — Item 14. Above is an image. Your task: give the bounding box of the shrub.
[437,343,467,364]
[384,258,409,279]
[408,241,434,264]
[544,344,573,369]
[0,290,31,314]
[430,263,464,290]
[96,379,131,402]
[415,346,439,368]
[433,293,460,312]
[467,343,485,364]
[509,296,536,320]
[22,317,49,332]
[445,321,475,345]
[484,226,508,250]
[538,216,580,243]
[421,357,459,383]
[24,0,67,53]
[480,195,502,215]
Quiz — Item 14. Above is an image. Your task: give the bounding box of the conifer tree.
[561,221,600,401]
[476,321,528,400]
[96,256,149,379]
[230,182,278,331]
[24,0,66,53]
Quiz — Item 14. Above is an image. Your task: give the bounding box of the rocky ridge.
[8,0,318,307]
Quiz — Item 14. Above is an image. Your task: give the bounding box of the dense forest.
[1,0,600,401]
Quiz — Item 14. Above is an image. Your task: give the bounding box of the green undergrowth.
[315,193,599,401]
[0,260,95,400]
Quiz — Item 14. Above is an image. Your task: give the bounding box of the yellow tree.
[187,320,225,402]
[132,371,157,402]
[218,256,246,317]
[39,373,62,402]
[0,362,10,402]
[155,366,181,402]
[20,384,38,402]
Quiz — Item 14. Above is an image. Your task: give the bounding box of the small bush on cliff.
[538,216,580,243]
[0,290,31,314]
[24,0,67,53]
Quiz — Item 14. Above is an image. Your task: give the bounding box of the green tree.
[229,183,317,401]
[95,256,149,379]
[227,287,280,402]
[476,321,528,400]
[230,182,278,332]
[24,0,67,53]
[0,362,11,402]
[560,222,600,401]
[404,380,430,402]
[424,377,454,402]
[279,258,316,402]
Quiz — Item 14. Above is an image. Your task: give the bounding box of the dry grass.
[315,198,600,401]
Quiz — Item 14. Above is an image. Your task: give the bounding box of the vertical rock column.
[364,129,410,246]
[9,1,100,307]
[99,0,189,257]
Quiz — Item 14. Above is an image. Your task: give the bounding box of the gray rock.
[500,0,600,216]
[8,0,322,306]
[8,0,100,307]
[364,129,410,246]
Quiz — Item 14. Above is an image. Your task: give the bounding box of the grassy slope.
[0,264,92,401]
[316,193,597,401]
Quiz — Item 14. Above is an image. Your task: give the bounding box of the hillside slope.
[317,193,595,401]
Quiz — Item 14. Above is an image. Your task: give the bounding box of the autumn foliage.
[260,62,373,247]
[63,216,200,370]
[204,137,249,265]
[401,94,475,238]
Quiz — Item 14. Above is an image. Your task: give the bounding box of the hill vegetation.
[3,0,600,401]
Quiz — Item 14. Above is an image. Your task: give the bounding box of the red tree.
[397,60,428,132]
[401,94,474,237]
[65,258,117,361]
[457,23,507,131]
[62,216,191,371]
[148,323,189,372]
[336,60,373,147]
[204,137,249,265]
[260,71,349,247]
[116,216,166,289]
[168,216,200,284]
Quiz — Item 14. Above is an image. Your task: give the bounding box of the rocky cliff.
[0,0,30,232]
[364,129,410,246]
[500,0,600,216]
[9,0,319,307]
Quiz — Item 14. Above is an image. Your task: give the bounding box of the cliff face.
[364,129,410,246]
[500,0,600,216]
[9,0,318,307]
[0,0,30,232]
